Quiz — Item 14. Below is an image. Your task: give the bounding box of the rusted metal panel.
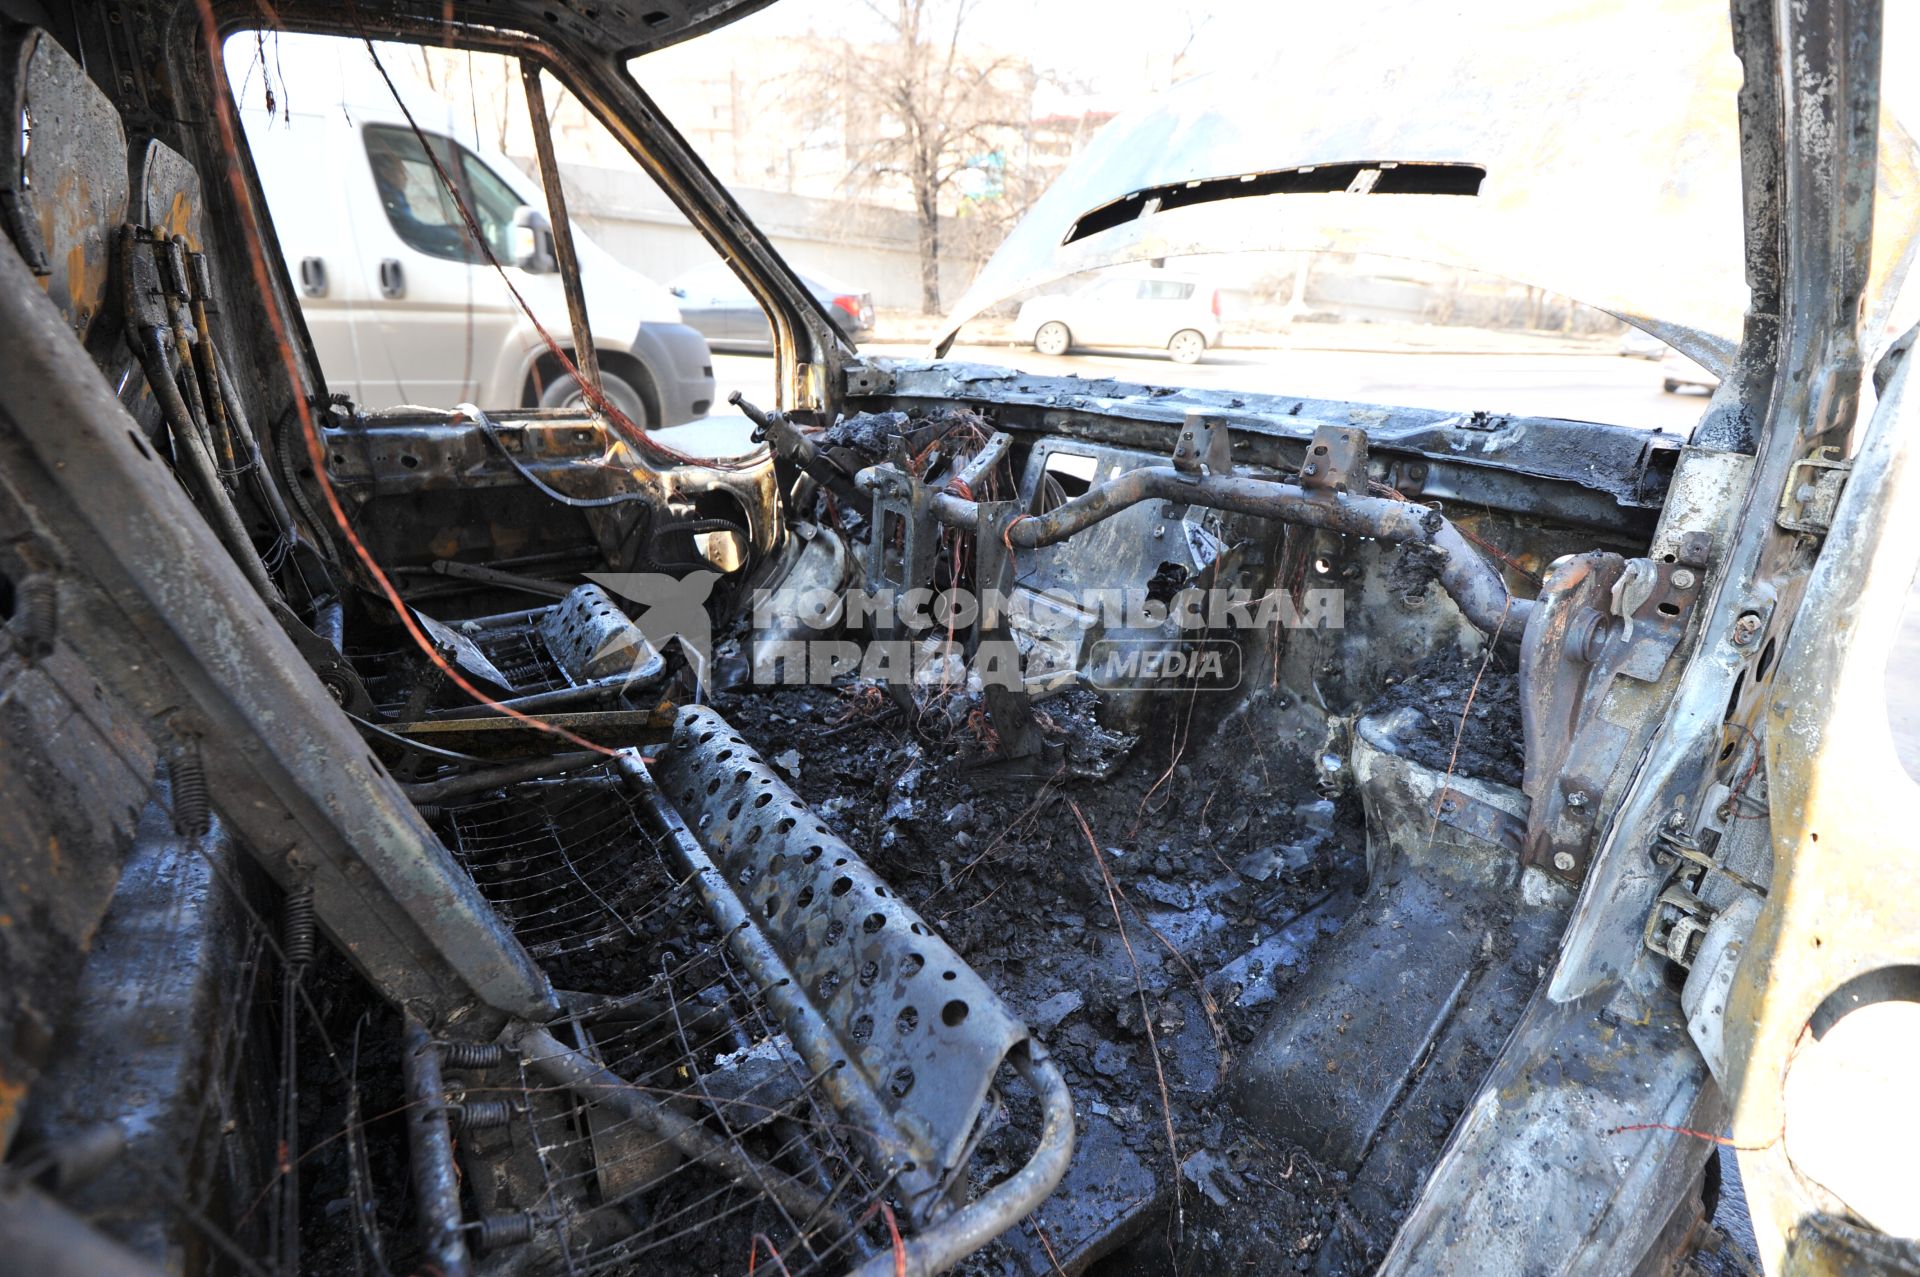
[0,233,555,1027]
[0,639,153,1152]
[0,27,128,343]
[861,359,1679,533]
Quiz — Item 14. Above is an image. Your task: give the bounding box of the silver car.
[1015,270,1224,363]
[668,260,874,351]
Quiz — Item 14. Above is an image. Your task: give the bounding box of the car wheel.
[1662,378,1679,394]
[541,368,652,430]
[1169,329,1207,365]
[1034,321,1071,356]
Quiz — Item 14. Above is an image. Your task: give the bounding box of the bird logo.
[586,571,721,687]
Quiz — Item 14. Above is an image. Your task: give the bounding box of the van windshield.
[364,126,471,261]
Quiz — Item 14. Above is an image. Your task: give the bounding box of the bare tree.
[1171,11,1212,76]
[829,0,1035,313]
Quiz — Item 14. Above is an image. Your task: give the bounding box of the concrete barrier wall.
[550,159,984,310]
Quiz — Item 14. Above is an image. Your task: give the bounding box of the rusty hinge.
[1644,820,1715,966]
[1640,816,1768,967]
[1777,447,1850,535]
[1299,424,1369,495]
[1172,411,1233,477]
[843,364,896,397]
[1643,881,1715,968]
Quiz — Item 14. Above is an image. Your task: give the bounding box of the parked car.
[667,260,874,350]
[1619,325,1667,359]
[1661,344,1720,393]
[1015,270,1223,363]
[240,34,714,427]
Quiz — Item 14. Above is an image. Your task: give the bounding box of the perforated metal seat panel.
[652,705,1031,1211]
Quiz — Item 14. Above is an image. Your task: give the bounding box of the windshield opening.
[625,0,1770,434]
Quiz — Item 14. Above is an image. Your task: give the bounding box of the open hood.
[934,0,1920,377]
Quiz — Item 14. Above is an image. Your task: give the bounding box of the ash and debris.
[1361,650,1524,780]
[293,640,1528,1275]
[818,404,998,466]
[1384,541,1450,606]
[818,408,916,459]
[708,674,1387,1275]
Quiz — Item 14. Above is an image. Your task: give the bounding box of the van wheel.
[1168,330,1207,364]
[1034,321,1071,356]
[541,370,651,430]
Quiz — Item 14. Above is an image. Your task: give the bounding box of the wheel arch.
[521,347,660,426]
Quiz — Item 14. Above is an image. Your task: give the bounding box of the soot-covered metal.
[0,1,1908,1275]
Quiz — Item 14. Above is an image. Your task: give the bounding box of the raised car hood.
[934,0,1920,377]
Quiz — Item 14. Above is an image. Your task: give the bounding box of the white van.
[235,35,714,427]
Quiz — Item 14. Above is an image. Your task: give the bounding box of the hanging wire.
[190,0,643,758]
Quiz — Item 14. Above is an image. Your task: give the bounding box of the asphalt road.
[659,344,1709,457]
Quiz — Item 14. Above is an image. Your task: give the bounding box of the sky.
[715,0,1284,95]
[720,0,1920,138]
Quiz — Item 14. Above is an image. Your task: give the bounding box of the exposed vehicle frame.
[0,0,1914,1274]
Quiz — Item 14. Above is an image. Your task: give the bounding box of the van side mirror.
[511,206,557,274]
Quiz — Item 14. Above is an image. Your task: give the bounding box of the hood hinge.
[1776,446,1851,535]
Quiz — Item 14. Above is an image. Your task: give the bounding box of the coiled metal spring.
[12,573,56,659]
[283,880,316,970]
[440,1042,507,1071]
[168,741,211,838]
[473,1212,534,1253]
[453,1100,513,1133]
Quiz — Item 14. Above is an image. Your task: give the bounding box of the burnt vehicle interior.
[2,1,1918,1275]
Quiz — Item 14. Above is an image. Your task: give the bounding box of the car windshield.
[617,0,1920,433]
